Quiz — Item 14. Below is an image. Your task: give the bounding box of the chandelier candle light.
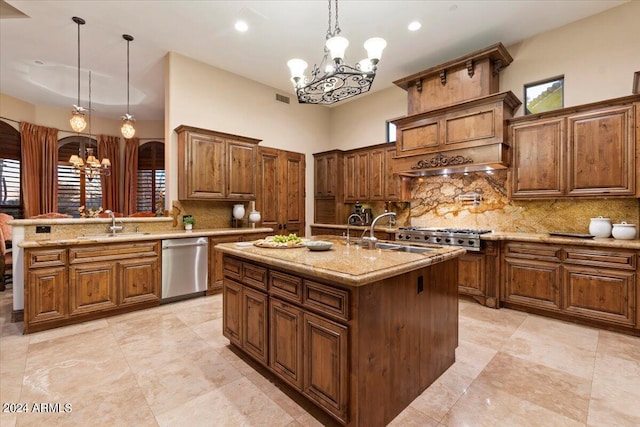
[69,17,88,132]
[120,34,136,138]
[287,0,386,104]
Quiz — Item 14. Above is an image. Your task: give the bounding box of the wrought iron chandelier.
[69,17,87,132]
[69,146,111,179]
[287,0,386,105]
[120,34,136,138]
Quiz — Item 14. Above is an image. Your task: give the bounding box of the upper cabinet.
[314,151,341,199]
[343,143,409,203]
[176,125,261,201]
[509,96,639,199]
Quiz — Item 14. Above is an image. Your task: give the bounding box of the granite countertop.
[215,236,466,287]
[482,231,640,249]
[18,227,274,248]
[310,223,399,233]
[311,224,640,250]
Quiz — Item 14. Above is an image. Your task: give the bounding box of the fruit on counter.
[271,233,302,245]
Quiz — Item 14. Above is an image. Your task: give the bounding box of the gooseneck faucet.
[361,211,396,249]
[105,209,123,235]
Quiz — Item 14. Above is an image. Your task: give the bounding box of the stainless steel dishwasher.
[161,237,208,301]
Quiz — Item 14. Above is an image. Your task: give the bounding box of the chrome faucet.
[104,209,123,234]
[361,212,396,249]
[346,213,364,246]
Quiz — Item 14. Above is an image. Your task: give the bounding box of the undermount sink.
[77,232,150,239]
[375,242,435,253]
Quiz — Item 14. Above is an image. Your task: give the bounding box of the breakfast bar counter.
[215,237,465,426]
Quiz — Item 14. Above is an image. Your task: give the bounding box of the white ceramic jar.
[611,222,637,240]
[232,204,245,220]
[248,210,261,227]
[589,216,612,238]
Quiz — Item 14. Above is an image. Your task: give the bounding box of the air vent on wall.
[275,93,290,104]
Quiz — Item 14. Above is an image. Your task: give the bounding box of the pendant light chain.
[126,37,130,114]
[334,0,340,36]
[77,19,81,106]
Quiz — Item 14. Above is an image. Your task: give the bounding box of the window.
[58,136,102,217]
[0,120,22,218]
[386,120,397,143]
[137,141,165,213]
[524,76,564,115]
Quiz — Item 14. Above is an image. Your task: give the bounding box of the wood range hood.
[390,43,522,177]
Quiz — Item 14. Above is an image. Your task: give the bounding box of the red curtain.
[98,135,121,213]
[122,137,139,216]
[20,122,59,218]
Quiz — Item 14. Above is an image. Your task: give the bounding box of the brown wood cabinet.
[209,235,241,295]
[314,151,340,199]
[509,96,639,198]
[257,147,305,236]
[176,125,261,201]
[24,241,161,334]
[269,298,304,390]
[501,241,638,331]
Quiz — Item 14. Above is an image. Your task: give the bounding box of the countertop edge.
[19,227,274,248]
[482,231,640,249]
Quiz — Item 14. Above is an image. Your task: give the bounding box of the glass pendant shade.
[326,36,349,62]
[364,37,387,63]
[70,110,87,132]
[121,118,136,139]
[287,59,308,86]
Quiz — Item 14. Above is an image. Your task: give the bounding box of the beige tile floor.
[1,287,639,427]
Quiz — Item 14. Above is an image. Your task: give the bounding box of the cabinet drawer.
[243,263,268,291]
[223,256,243,281]
[69,241,158,264]
[270,271,303,303]
[564,249,636,270]
[27,248,67,268]
[303,280,349,322]
[504,242,562,262]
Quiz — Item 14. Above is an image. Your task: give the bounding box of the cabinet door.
[510,118,565,198]
[355,151,370,201]
[68,262,118,316]
[257,147,280,232]
[26,266,67,325]
[183,132,226,199]
[314,152,338,198]
[303,312,348,423]
[343,152,358,202]
[242,287,268,366]
[227,140,257,200]
[270,299,304,390]
[281,151,305,236]
[563,265,635,327]
[503,257,562,311]
[567,105,635,196]
[119,257,160,306]
[458,252,486,297]
[223,279,242,346]
[384,146,407,201]
[369,148,385,201]
[209,236,241,295]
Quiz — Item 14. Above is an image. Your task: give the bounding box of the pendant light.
[69,16,87,132]
[120,34,136,139]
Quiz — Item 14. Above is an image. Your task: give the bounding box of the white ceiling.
[0,0,628,121]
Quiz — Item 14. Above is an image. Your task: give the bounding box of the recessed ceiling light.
[408,21,421,31]
[235,20,248,32]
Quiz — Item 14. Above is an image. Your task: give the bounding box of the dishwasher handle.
[162,242,208,250]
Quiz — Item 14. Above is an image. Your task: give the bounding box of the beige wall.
[165,52,332,231]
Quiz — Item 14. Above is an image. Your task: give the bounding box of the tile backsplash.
[408,170,640,233]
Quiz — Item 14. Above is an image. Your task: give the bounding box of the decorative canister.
[232,204,245,220]
[248,210,261,225]
[611,222,637,240]
[589,216,612,238]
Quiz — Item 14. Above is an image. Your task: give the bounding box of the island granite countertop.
[215,236,465,287]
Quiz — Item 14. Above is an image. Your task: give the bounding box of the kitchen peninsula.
[216,238,465,426]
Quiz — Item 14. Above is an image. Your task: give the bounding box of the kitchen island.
[216,237,465,426]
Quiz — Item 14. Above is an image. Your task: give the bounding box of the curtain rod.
[1,116,164,140]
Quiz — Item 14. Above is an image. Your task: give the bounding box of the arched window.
[58,136,102,217]
[137,141,165,213]
[0,120,22,218]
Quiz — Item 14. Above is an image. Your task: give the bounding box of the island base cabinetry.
[222,254,459,426]
[24,242,161,334]
[501,241,637,333]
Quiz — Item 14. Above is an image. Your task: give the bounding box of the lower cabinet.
[242,286,269,365]
[269,299,304,390]
[501,241,637,331]
[24,241,161,333]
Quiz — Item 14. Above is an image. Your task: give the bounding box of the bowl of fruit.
[254,234,305,248]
